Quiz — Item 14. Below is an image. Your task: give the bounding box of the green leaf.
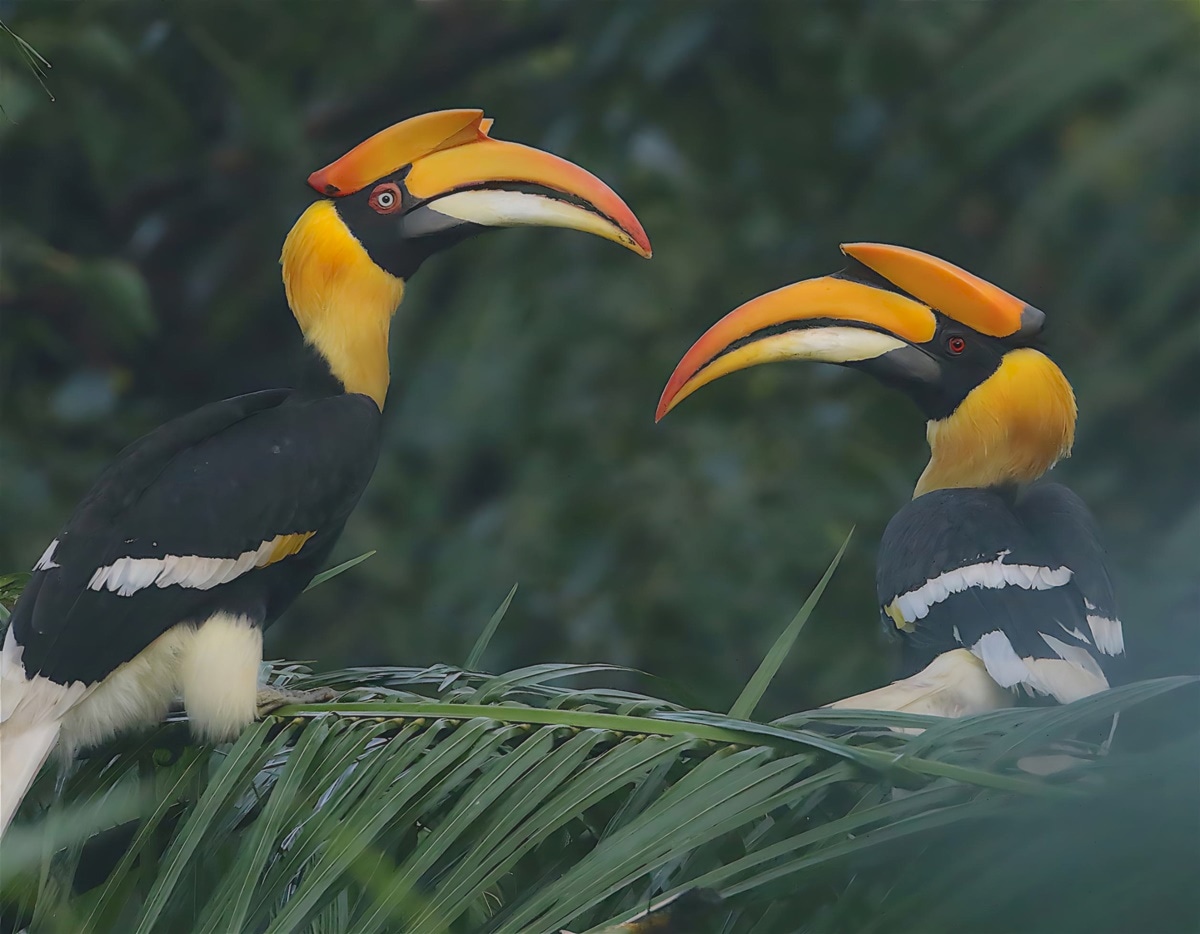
[0,571,30,623]
[7,664,1194,933]
[303,551,377,593]
[193,718,336,933]
[466,582,518,670]
[729,529,852,720]
[132,721,285,933]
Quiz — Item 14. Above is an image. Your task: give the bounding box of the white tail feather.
[2,626,82,836]
[0,720,60,834]
[0,613,264,835]
[826,649,1013,723]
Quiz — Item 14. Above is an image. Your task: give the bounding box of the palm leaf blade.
[3,667,1194,933]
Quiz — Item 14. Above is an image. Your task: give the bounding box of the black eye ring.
[947,335,966,355]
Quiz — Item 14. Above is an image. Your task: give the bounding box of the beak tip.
[306,169,340,197]
[625,223,652,258]
[654,385,679,423]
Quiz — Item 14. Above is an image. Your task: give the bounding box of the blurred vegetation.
[2,0,1198,717]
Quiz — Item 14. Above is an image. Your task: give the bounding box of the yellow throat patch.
[916,347,1077,497]
[280,201,404,409]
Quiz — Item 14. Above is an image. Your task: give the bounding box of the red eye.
[947,336,966,355]
[368,183,402,214]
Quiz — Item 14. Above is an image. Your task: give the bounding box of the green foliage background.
[2,0,1198,716]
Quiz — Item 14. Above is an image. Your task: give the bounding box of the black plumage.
[877,482,1123,700]
[1015,482,1118,622]
[11,390,380,686]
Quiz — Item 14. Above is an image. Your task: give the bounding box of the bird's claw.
[255,686,337,718]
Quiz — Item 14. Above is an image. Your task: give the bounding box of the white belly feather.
[0,612,262,833]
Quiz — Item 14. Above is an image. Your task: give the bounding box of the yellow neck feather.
[280,201,404,409]
[914,347,1076,497]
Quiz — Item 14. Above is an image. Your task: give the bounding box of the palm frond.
[2,664,1194,933]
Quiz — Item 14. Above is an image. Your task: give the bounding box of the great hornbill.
[656,243,1123,716]
[0,109,650,832]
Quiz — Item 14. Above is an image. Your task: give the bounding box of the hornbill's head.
[656,244,1076,497]
[281,109,650,407]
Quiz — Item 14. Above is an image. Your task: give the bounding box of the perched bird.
[0,109,651,832]
[656,243,1123,716]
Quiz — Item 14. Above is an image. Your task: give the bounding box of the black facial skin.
[850,313,1010,421]
[329,167,482,280]
[328,168,616,281]
[830,259,1049,421]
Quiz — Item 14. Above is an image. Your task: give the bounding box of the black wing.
[877,484,1120,702]
[1015,482,1122,647]
[11,391,381,686]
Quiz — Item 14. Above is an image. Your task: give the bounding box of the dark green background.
[3,0,1197,715]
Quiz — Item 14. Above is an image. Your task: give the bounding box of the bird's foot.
[255,686,337,718]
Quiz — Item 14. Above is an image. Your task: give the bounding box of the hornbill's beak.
[655,243,1043,421]
[308,109,651,258]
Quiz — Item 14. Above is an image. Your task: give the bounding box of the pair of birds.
[0,109,1122,833]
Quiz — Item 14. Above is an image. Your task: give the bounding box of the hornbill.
[0,109,650,832]
[656,244,1123,716]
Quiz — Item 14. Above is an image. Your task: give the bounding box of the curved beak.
[401,137,651,258]
[655,274,937,422]
[309,109,651,258]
